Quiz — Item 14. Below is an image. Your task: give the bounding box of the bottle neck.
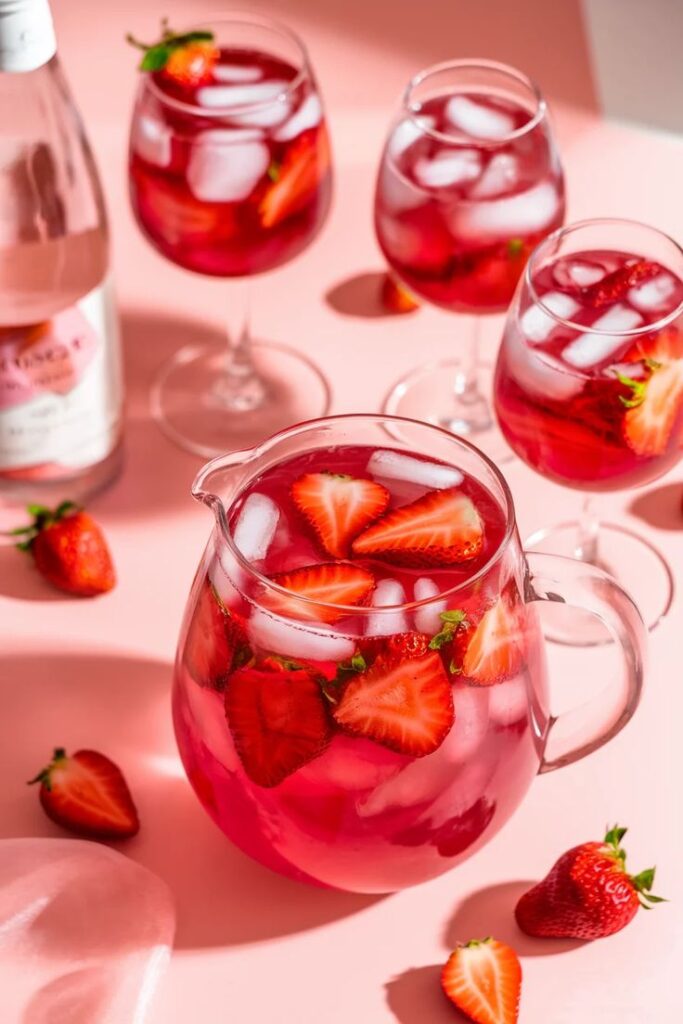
[0,0,56,73]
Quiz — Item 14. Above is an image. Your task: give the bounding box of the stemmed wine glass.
[128,13,333,455]
[374,59,565,458]
[494,217,683,641]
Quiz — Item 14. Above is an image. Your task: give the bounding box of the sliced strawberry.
[332,651,453,756]
[30,748,139,840]
[185,578,250,690]
[351,487,484,567]
[583,259,660,308]
[263,562,375,623]
[292,472,390,559]
[460,598,522,685]
[259,124,330,229]
[225,664,332,787]
[380,273,420,314]
[619,329,683,457]
[441,938,522,1024]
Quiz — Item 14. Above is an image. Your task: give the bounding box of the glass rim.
[194,413,518,616]
[525,217,683,338]
[401,58,547,147]
[141,11,311,118]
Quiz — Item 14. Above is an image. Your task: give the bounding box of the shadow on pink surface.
[443,880,586,957]
[0,649,380,949]
[386,965,465,1024]
[326,271,394,318]
[0,545,74,601]
[98,309,210,521]
[629,481,683,532]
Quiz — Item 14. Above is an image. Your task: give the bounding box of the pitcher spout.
[191,447,258,520]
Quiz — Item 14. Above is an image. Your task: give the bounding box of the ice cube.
[232,492,280,562]
[487,676,529,728]
[366,579,408,636]
[196,81,288,108]
[564,259,606,288]
[562,305,644,369]
[131,114,171,167]
[469,152,519,199]
[628,273,677,312]
[213,64,263,83]
[414,148,481,189]
[445,95,515,140]
[606,361,647,380]
[387,115,435,158]
[298,735,404,791]
[230,99,292,128]
[506,327,584,400]
[448,180,560,243]
[413,577,448,635]
[185,684,238,768]
[248,607,355,661]
[521,291,581,344]
[187,132,269,202]
[357,686,489,816]
[368,449,464,489]
[378,163,426,211]
[274,93,323,141]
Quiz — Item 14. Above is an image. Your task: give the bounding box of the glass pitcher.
[173,414,645,893]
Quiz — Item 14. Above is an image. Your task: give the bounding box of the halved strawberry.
[30,748,139,840]
[292,472,390,559]
[259,125,331,229]
[351,488,484,567]
[185,578,250,690]
[360,630,430,665]
[380,273,420,314]
[583,259,660,308]
[225,663,332,787]
[460,597,522,685]
[263,562,375,623]
[332,651,453,756]
[441,938,522,1024]
[619,328,683,456]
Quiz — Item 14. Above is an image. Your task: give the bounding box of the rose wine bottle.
[0,0,123,505]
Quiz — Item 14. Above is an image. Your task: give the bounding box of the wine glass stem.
[211,279,267,412]
[444,316,492,435]
[574,496,600,564]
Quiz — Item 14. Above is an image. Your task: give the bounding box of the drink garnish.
[291,470,390,559]
[441,937,522,1024]
[127,19,218,86]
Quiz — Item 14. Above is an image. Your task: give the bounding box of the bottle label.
[0,279,123,473]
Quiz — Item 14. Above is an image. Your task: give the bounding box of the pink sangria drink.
[375,73,565,312]
[173,437,551,893]
[495,244,683,489]
[129,35,331,276]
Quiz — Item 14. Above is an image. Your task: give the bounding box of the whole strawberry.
[14,501,116,596]
[515,826,664,940]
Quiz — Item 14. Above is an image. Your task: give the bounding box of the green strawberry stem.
[3,501,79,552]
[429,609,468,651]
[27,747,67,791]
[603,825,666,909]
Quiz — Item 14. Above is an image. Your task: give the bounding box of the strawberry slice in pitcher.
[292,471,390,559]
[352,487,484,567]
[264,562,376,623]
[619,328,683,456]
[332,650,454,756]
[259,125,331,229]
[185,578,250,690]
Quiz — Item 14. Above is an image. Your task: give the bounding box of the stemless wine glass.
[494,218,683,640]
[128,13,333,455]
[374,59,565,458]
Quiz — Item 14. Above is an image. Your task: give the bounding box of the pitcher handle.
[524,552,646,774]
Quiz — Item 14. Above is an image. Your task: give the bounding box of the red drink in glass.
[375,90,565,313]
[173,442,550,892]
[495,248,683,489]
[129,46,331,277]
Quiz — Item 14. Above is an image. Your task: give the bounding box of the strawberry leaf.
[429,609,467,650]
[140,44,172,71]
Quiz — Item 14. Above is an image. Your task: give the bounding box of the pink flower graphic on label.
[0,307,98,410]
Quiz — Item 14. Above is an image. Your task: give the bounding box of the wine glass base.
[383,359,513,464]
[151,340,332,458]
[525,519,674,646]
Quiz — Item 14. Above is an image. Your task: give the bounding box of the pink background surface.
[1,1,681,1020]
